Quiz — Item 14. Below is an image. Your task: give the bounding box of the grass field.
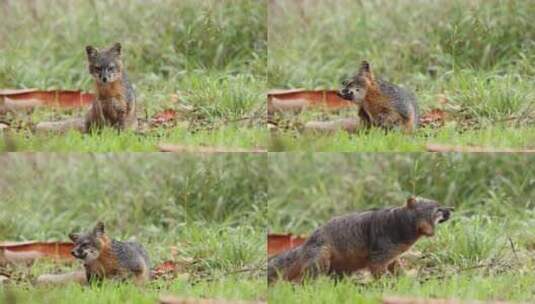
[267,153,535,303]
[268,0,535,151]
[0,154,267,303]
[0,0,267,152]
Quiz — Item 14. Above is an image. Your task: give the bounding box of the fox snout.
[337,88,354,101]
[71,247,86,259]
[97,71,113,83]
[437,207,454,223]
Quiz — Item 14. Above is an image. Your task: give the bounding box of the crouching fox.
[338,61,419,133]
[268,196,453,283]
[69,222,150,285]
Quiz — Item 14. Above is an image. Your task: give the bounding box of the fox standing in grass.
[268,197,453,283]
[338,61,419,133]
[69,222,150,285]
[84,42,137,132]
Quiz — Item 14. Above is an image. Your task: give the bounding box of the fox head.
[404,196,454,237]
[86,42,123,85]
[337,60,375,104]
[69,222,108,263]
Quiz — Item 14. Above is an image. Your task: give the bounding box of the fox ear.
[358,60,374,80]
[69,232,80,242]
[359,61,370,73]
[86,46,98,59]
[93,222,105,237]
[110,42,121,56]
[406,196,417,209]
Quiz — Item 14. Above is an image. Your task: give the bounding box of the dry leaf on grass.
[419,109,448,128]
[152,258,192,280]
[151,109,178,125]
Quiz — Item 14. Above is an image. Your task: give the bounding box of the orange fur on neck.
[86,235,121,277]
[94,79,124,100]
[362,83,392,120]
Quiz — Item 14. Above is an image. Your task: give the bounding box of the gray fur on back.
[122,71,136,105]
[377,79,419,125]
[321,207,419,254]
[111,239,150,271]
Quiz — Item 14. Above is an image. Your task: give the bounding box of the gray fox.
[268,197,453,283]
[69,222,150,285]
[338,61,419,133]
[84,42,137,131]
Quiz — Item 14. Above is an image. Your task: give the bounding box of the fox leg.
[132,269,150,285]
[300,245,331,282]
[403,112,416,133]
[386,258,404,275]
[111,98,128,130]
[368,263,389,279]
[133,272,149,285]
[368,247,398,279]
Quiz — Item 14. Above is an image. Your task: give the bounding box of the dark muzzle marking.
[71,248,86,259]
[438,207,454,223]
[337,89,354,101]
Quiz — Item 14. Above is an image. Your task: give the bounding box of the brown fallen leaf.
[158,144,266,153]
[426,144,535,153]
[268,234,307,257]
[383,296,526,304]
[159,295,265,304]
[419,109,448,128]
[267,89,352,114]
[151,109,178,125]
[0,89,93,112]
[152,259,192,280]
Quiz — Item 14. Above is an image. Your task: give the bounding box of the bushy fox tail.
[267,246,303,284]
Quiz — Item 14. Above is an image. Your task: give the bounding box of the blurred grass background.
[268,0,535,151]
[268,153,535,232]
[267,153,535,303]
[0,0,267,151]
[0,153,266,302]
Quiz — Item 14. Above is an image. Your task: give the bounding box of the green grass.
[4,278,265,304]
[267,153,535,303]
[0,154,267,303]
[0,0,266,151]
[269,274,535,304]
[269,125,535,152]
[1,124,266,152]
[268,0,535,151]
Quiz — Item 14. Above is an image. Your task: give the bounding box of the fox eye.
[342,80,349,86]
[94,66,101,72]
